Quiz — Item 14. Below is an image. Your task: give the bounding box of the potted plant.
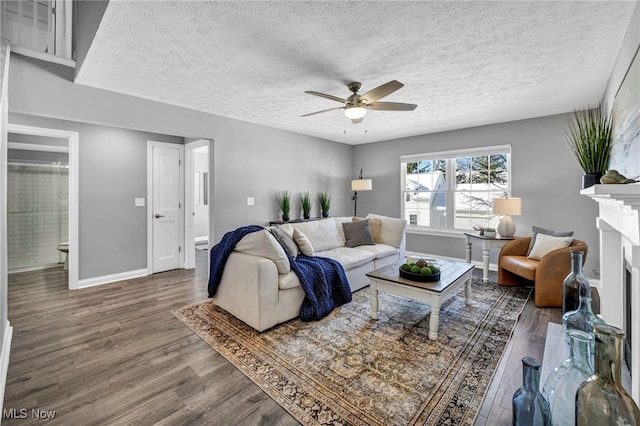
[565,104,613,188]
[319,191,331,217]
[483,227,496,238]
[276,190,291,221]
[300,191,312,220]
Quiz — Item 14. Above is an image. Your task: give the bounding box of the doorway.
[184,139,210,269]
[6,124,79,289]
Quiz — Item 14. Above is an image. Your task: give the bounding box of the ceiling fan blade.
[351,117,364,124]
[301,106,345,117]
[367,102,417,111]
[359,80,404,103]
[304,91,347,104]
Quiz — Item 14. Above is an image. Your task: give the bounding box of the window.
[1,0,72,61]
[401,145,511,231]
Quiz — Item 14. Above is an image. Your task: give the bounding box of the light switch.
[247,197,255,206]
[135,198,145,207]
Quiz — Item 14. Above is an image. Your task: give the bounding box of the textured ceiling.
[75,1,636,145]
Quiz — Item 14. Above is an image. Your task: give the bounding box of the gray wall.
[8,54,353,279]
[352,114,601,277]
[8,113,183,280]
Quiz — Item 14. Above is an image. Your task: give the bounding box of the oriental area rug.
[173,279,531,426]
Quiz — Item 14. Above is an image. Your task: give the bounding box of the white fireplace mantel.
[582,183,640,402]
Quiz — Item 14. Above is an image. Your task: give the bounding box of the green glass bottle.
[576,324,640,425]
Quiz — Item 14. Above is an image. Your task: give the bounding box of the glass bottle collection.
[511,251,640,425]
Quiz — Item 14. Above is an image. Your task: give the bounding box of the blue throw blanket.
[208,226,352,322]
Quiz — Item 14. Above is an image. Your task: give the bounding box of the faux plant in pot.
[565,104,613,188]
[483,228,496,238]
[300,191,312,220]
[276,190,291,222]
[319,191,331,217]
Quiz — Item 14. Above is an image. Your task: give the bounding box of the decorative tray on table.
[399,259,441,282]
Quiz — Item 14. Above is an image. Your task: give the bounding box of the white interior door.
[150,142,183,273]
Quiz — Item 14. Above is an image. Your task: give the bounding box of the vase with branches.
[565,104,613,188]
[319,191,331,217]
[300,191,312,220]
[276,191,291,221]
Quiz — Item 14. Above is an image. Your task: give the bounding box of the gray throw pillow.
[526,225,574,256]
[342,220,375,248]
[270,227,299,258]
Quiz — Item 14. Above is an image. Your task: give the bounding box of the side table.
[464,232,516,281]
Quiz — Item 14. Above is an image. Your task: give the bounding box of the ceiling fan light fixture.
[345,105,366,119]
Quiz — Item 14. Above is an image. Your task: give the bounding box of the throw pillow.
[342,220,375,248]
[270,226,299,258]
[527,226,575,256]
[527,233,574,260]
[293,229,314,256]
[235,230,290,274]
[353,217,383,243]
[366,214,407,248]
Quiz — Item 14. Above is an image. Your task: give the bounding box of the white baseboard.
[0,321,13,417]
[77,268,149,289]
[194,236,208,243]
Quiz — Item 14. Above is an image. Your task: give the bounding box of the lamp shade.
[351,179,372,191]
[492,197,522,216]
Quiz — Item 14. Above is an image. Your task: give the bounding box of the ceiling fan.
[302,80,418,124]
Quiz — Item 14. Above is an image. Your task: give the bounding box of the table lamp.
[492,197,521,237]
[351,169,372,216]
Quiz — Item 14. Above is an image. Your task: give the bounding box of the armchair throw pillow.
[527,233,574,260]
[527,225,574,256]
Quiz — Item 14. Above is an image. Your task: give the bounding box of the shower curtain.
[7,162,68,271]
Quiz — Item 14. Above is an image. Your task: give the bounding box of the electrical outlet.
[247,197,255,206]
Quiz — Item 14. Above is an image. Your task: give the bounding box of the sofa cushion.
[527,225,574,256]
[315,247,375,270]
[528,233,573,260]
[293,229,314,256]
[333,216,353,245]
[342,220,375,248]
[501,255,538,281]
[270,227,299,258]
[291,219,344,251]
[278,271,302,290]
[357,244,399,260]
[235,229,290,274]
[353,217,383,243]
[366,214,407,248]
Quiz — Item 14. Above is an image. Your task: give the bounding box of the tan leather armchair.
[498,237,588,308]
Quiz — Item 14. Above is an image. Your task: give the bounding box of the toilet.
[57,242,69,271]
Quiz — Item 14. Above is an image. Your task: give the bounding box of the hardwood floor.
[3,251,561,425]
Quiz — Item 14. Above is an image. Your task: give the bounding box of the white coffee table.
[366,259,474,340]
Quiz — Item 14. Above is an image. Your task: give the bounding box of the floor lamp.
[492,197,521,237]
[351,169,372,217]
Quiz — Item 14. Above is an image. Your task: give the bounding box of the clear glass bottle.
[513,356,552,426]
[542,330,593,426]
[562,291,606,344]
[562,250,589,315]
[576,324,640,425]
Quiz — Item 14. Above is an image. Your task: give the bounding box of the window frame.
[400,144,512,234]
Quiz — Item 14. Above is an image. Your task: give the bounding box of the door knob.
[154,213,165,219]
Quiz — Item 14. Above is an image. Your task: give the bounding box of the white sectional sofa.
[213,214,407,331]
